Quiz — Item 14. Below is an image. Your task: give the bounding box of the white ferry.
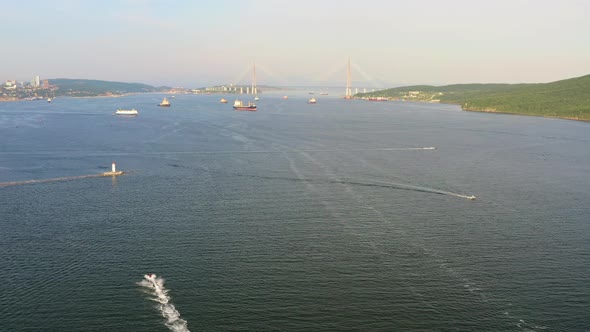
[115,108,138,115]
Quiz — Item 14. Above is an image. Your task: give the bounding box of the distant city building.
[4,80,17,90]
[30,76,41,88]
[42,79,49,89]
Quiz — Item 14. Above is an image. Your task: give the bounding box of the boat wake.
[330,178,476,200]
[0,173,114,188]
[138,274,190,332]
[235,173,476,200]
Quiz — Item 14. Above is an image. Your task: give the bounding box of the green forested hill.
[49,78,169,97]
[357,74,590,121]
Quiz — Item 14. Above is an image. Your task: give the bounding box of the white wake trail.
[368,179,476,200]
[138,274,190,332]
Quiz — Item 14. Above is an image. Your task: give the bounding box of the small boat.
[233,99,257,111]
[320,92,328,95]
[254,96,259,101]
[220,98,228,103]
[283,96,288,99]
[307,97,317,104]
[115,108,138,115]
[47,98,52,103]
[158,97,171,107]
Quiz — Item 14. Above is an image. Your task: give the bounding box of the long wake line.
[236,173,476,200]
[0,173,116,188]
[139,274,190,332]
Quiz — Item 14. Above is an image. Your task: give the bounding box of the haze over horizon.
[2,0,589,88]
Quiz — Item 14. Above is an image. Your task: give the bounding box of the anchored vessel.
[233,99,257,111]
[220,98,228,103]
[158,97,171,107]
[115,108,138,115]
[307,97,317,104]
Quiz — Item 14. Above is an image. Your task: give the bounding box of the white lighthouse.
[101,161,123,176]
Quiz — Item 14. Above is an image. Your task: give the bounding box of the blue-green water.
[1,94,589,331]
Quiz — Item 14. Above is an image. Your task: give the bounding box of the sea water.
[1,93,589,331]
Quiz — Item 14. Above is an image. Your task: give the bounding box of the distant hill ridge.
[357,74,590,121]
[49,78,170,97]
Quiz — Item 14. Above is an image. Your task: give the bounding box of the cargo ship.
[233,99,257,111]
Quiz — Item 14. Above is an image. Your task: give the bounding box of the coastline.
[0,92,141,102]
[461,106,590,123]
[407,99,590,123]
[0,97,20,102]
[63,92,139,99]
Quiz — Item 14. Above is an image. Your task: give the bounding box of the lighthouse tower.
[101,161,123,176]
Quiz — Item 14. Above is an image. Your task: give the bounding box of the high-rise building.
[31,75,40,88]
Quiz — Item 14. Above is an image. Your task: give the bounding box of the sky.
[2,0,590,88]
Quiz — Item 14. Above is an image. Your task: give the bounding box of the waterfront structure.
[101,162,124,176]
[252,61,257,95]
[345,58,352,99]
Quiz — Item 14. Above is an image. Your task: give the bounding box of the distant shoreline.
[461,106,590,123]
[0,92,145,103]
[2,93,588,123]
[0,97,20,102]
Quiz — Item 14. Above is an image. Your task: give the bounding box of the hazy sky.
[2,0,589,87]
